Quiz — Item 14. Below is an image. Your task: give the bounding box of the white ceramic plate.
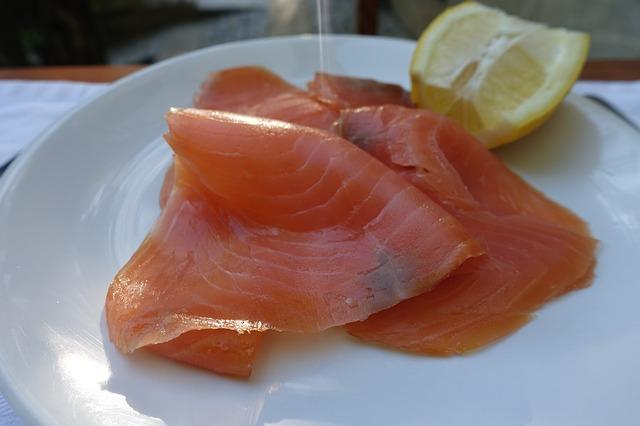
[1,35,639,426]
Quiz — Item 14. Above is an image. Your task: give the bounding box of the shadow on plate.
[495,98,602,178]
[100,314,359,425]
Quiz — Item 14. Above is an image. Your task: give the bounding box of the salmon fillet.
[195,66,339,130]
[146,329,262,377]
[152,67,391,374]
[106,109,481,374]
[116,69,595,374]
[161,66,338,210]
[339,105,597,355]
[307,72,413,109]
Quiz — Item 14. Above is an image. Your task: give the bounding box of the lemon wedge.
[410,2,590,148]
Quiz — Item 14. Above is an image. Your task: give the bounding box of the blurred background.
[1,0,639,67]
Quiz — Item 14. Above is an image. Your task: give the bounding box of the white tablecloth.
[0,79,639,425]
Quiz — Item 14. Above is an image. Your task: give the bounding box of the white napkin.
[0,79,639,425]
[0,81,107,167]
[0,81,107,426]
[573,81,640,126]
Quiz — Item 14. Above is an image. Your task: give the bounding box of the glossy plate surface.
[0,36,639,425]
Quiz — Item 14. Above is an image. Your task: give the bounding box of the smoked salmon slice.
[307,72,413,109]
[113,69,596,375]
[106,109,481,371]
[194,66,339,130]
[161,66,337,212]
[152,67,414,374]
[417,112,590,235]
[194,67,414,126]
[338,106,591,234]
[339,105,597,355]
[146,329,262,377]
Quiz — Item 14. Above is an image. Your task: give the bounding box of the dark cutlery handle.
[0,156,16,178]
[584,94,640,132]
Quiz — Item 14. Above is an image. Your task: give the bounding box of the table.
[0,66,144,83]
[1,61,639,83]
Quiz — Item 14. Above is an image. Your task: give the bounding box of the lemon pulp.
[411,2,590,148]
